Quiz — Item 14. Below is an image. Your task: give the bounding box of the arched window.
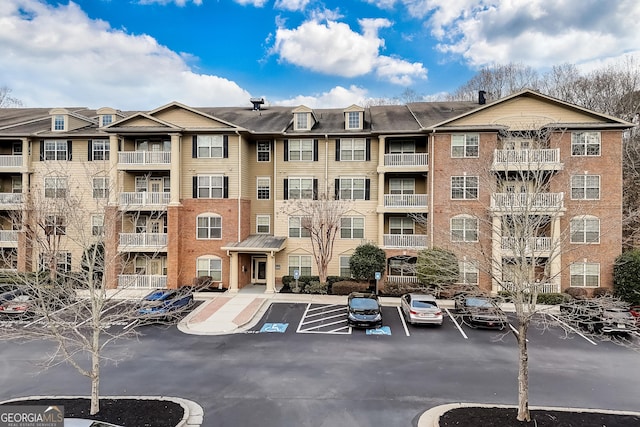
[197,256,222,281]
[196,214,222,239]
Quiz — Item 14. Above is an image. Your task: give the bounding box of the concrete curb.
[417,403,640,427]
[0,395,204,426]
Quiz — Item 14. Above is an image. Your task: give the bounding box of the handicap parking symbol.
[260,323,289,333]
[366,326,391,335]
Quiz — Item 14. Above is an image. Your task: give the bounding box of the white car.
[400,293,443,326]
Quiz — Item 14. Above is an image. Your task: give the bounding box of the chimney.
[250,97,264,111]
[478,90,486,105]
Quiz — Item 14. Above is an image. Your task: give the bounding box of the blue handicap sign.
[260,323,289,333]
[366,326,391,335]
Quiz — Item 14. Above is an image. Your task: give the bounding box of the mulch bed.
[5,398,183,427]
[439,406,640,426]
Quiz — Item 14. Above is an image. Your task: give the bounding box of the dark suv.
[347,292,382,328]
[455,296,507,330]
[560,299,636,334]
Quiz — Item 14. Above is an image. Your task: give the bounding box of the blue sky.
[1,0,639,110]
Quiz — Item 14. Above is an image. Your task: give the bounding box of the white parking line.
[397,307,410,336]
[296,303,351,334]
[445,308,468,339]
[546,313,598,345]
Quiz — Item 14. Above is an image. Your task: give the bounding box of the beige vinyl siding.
[120,117,164,127]
[68,116,88,131]
[154,107,228,128]
[240,137,253,200]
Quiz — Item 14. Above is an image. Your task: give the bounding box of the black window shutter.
[223,176,229,198]
[365,179,371,200]
[192,135,198,158]
[223,135,229,158]
[192,176,198,198]
[365,138,371,161]
[283,179,289,200]
[40,141,44,161]
[313,179,318,200]
[88,140,93,161]
[335,140,341,161]
[67,141,72,161]
[313,139,319,161]
[335,179,340,199]
[283,140,289,161]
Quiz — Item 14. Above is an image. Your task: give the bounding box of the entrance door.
[252,257,267,284]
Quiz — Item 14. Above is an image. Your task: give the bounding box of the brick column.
[166,205,180,288]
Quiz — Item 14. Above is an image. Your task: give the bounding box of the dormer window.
[100,114,113,127]
[292,106,315,131]
[53,115,65,131]
[347,112,360,129]
[295,113,309,130]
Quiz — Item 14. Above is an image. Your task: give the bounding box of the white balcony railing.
[383,234,428,248]
[384,194,427,208]
[118,151,171,165]
[384,153,428,167]
[491,193,564,210]
[118,274,167,289]
[0,193,23,205]
[0,155,23,167]
[501,237,552,253]
[119,192,170,208]
[493,148,560,166]
[385,275,421,284]
[0,230,18,245]
[119,233,167,248]
[500,281,560,294]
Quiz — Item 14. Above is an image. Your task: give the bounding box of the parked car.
[347,292,382,328]
[0,288,33,318]
[400,293,443,326]
[560,299,637,334]
[0,285,74,318]
[630,306,640,324]
[455,296,507,330]
[65,418,123,427]
[136,287,195,321]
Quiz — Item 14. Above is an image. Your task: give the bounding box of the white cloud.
[0,0,250,109]
[274,0,311,12]
[138,0,203,6]
[272,18,427,84]
[233,0,269,7]
[275,85,369,108]
[363,0,398,10]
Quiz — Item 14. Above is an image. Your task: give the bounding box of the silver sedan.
[400,293,443,326]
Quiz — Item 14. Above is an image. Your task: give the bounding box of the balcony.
[492,149,562,171]
[501,237,552,256]
[117,151,171,170]
[119,192,170,210]
[379,153,428,172]
[381,194,427,212]
[491,192,564,212]
[499,281,560,294]
[119,233,168,252]
[383,234,428,248]
[385,275,421,284]
[0,193,23,209]
[118,274,167,289]
[0,230,18,248]
[0,155,23,170]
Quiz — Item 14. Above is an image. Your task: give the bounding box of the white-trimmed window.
[451,176,478,199]
[340,217,364,239]
[44,141,69,160]
[11,177,22,194]
[288,139,314,161]
[389,217,414,235]
[44,177,67,198]
[257,141,271,162]
[347,111,361,129]
[92,214,104,236]
[45,215,66,236]
[40,251,71,273]
[572,132,601,156]
[92,177,109,199]
[571,216,600,243]
[460,260,478,284]
[196,214,222,239]
[289,216,310,238]
[289,255,312,276]
[340,138,366,161]
[91,140,110,161]
[340,256,352,277]
[451,134,479,158]
[571,175,600,200]
[100,115,113,127]
[197,135,224,158]
[256,215,270,234]
[53,115,65,131]
[570,262,600,287]
[389,178,415,194]
[287,177,314,200]
[197,256,222,281]
[257,177,270,200]
[339,177,366,200]
[197,175,224,199]
[451,215,478,242]
[295,113,309,130]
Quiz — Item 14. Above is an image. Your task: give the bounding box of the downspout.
[325,135,329,193]
[236,131,242,242]
[429,130,435,247]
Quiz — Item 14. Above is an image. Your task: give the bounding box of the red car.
[630,306,640,324]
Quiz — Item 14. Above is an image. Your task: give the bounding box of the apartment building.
[0,90,631,294]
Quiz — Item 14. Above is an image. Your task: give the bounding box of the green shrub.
[565,287,588,299]
[349,243,386,281]
[536,293,570,305]
[304,281,328,294]
[593,287,613,298]
[382,281,434,297]
[281,276,294,287]
[331,280,368,295]
[614,249,640,305]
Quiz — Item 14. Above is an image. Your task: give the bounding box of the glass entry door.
[252,257,267,284]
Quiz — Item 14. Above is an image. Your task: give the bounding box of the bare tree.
[281,192,353,285]
[446,63,540,102]
[0,86,23,107]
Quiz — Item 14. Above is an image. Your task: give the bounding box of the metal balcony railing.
[0,193,23,205]
[118,274,167,289]
[493,148,560,166]
[501,237,552,253]
[383,153,428,167]
[383,194,427,208]
[491,193,564,210]
[119,192,170,208]
[383,234,428,248]
[119,233,168,248]
[499,281,560,294]
[0,155,23,167]
[118,151,171,165]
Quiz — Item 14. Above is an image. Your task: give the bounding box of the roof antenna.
[250,98,264,111]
